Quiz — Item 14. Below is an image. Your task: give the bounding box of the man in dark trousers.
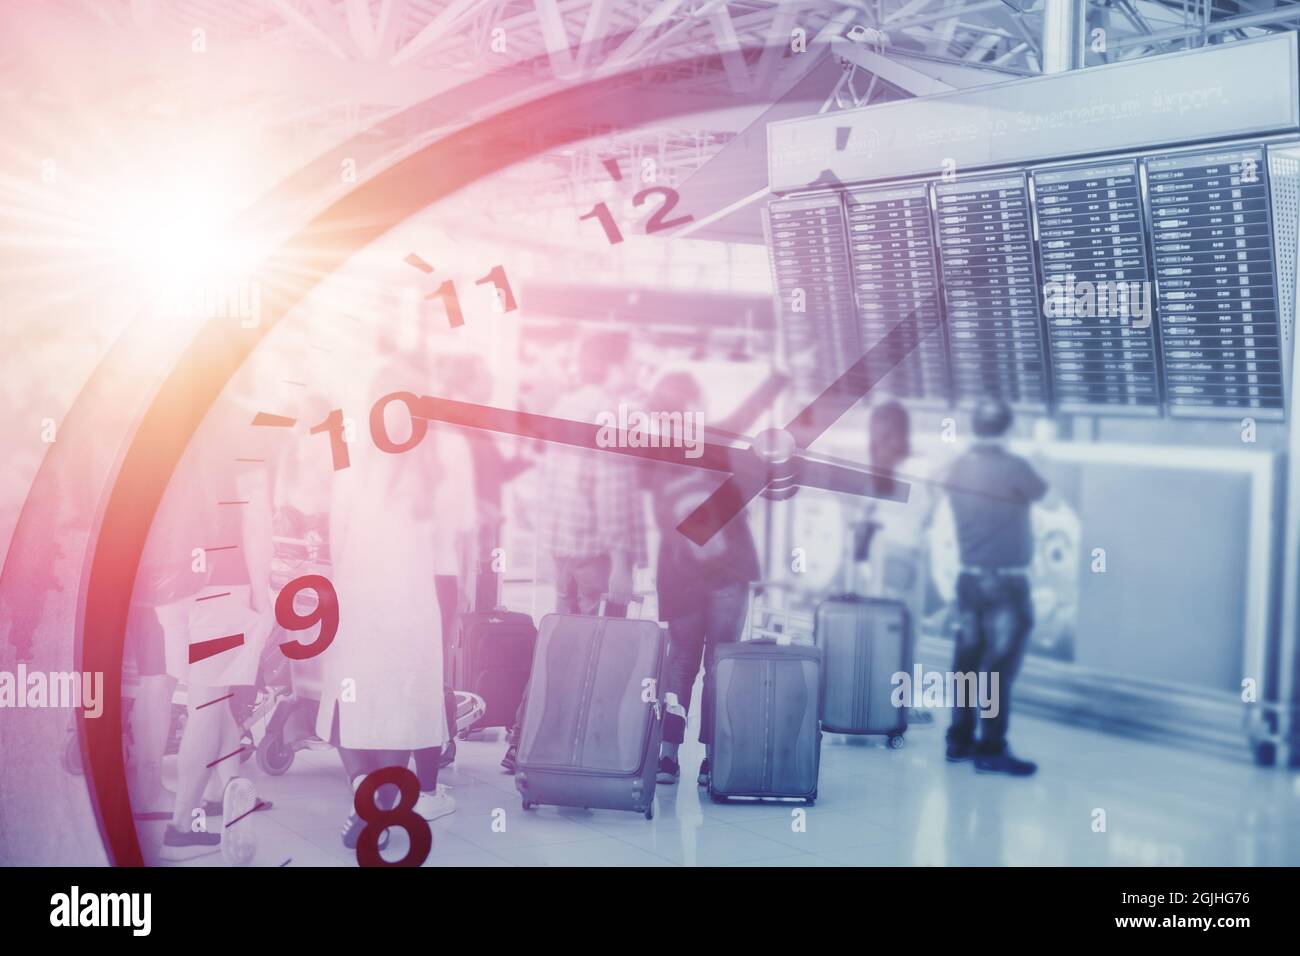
[944,396,1045,776]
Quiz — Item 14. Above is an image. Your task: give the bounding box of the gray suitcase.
[707,640,822,805]
[815,595,911,745]
[515,607,666,819]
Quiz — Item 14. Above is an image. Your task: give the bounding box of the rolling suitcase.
[451,610,537,731]
[707,640,822,805]
[515,601,667,819]
[815,595,911,746]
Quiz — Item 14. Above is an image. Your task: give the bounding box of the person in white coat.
[318,361,471,848]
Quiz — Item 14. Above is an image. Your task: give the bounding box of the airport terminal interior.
[11,0,1300,868]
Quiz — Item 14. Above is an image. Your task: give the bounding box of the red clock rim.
[72,43,799,866]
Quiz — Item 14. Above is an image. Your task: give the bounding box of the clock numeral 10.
[579,186,694,245]
[311,391,435,471]
[427,265,517,328]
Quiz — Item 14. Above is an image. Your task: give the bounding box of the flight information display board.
[843,183,949,402]
[1145,145,1286,419]
[1032,160,1162,415]
[766,193,858,393]
[934,173,1049,410]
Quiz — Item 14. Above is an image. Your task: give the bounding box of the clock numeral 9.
[275,574,339,660]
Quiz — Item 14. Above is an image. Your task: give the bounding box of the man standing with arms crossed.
[943,396,1046,777]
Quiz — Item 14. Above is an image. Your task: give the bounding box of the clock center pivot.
[752,427,800,501]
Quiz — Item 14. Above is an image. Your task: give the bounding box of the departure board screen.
[934,173,1049,410]
[1145,145,1286,419]
[1032,160,1161,415]
[766,193,858,392]
[844,184,949,402]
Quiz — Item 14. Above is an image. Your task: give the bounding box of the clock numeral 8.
[275,574,339,660]
[354,766,432,867]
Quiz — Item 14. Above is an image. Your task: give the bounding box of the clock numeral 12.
[580,186,694,245]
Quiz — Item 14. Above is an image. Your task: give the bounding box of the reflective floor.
[140,707,1300,867]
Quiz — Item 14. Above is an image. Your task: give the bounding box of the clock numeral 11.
[427,265,517,328]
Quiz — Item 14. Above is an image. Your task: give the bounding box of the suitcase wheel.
[643,805,654,821]
[708,790,727,805]
[806,795,816,807]
[888,734,905,750]
[521,799,535,811]
[256,732,295,776]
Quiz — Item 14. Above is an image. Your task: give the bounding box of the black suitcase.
[516,607,666,819]
[707,640,822,805]
[451,610,537,731]
[815,595,911,746]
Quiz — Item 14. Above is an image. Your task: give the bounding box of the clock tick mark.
[196,693,235,710]
[189,632,245,664]
[206,747,246,769]
[252,412,297,428]
[404,252,434,273]
[224,801,268,828]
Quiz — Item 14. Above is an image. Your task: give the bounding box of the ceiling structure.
[8,0,1300,322]
[32,1,1300,194]
[62,1,1300,85]
[30,1,1300,174]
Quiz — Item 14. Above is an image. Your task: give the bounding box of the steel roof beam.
[1109,2,1300,49]
[828,34,956,94]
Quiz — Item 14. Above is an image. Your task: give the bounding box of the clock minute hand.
[676,295,942,545]
[784,294,942,450]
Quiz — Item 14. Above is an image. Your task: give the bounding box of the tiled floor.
[138,710,1300,867]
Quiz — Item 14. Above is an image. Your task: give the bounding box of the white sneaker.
[220,777,259,866]
[414,786,457,822]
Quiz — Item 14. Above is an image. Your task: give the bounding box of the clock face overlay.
[11,8,1296,880]
[58,44,923,867]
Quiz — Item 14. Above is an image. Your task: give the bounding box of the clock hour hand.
[420,394,907,496]
[417,395,766,478]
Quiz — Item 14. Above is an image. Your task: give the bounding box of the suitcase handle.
[449,609,522,649]
[598,593,646,619]
[746,583,790,641]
